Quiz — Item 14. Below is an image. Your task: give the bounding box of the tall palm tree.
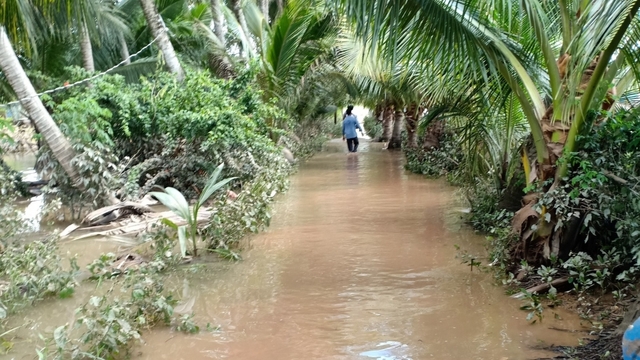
[139,0,185,81]
[80,22,95,71]
[223,0,346,123]
[230,0,252,55]
[260,0,270,21]
[118,32,131,65]
[42,0,129,72]
[0,27,82,187]
[210,0,226,44]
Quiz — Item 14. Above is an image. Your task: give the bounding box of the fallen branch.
[511,277,569,299]
[603,170,629,185]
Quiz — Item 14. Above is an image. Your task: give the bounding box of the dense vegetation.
[2,0,640,357]
[0,0,348,356]
[353,0,640,354]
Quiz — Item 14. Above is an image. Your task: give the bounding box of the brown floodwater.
[137,140,587,359]
[6,140,588,359]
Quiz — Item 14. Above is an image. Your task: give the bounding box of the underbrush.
[0,240,77,325]
[36,262,196,359]
[456,111,640,354]
[0,65,332,358]
[405,107,640,351]
[36,67,287,209]
[204,155,291,253]
[363,115,382,140]
[403,132,463,178]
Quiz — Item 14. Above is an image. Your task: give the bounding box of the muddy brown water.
[6,140,587,359]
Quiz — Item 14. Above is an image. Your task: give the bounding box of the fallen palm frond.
[82,201,154,226]
[59,208,213,242]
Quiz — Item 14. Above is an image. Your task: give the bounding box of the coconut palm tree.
[0,2,84,187]
[340,0,640,260]
[222,0,348,123]
[210,0,226,44]
[51,0,129,72]
[139,0,185,81]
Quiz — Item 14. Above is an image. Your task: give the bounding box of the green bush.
[404,132,463,177]
[363,115,382,140]
[37,67,290,207]
[0,240,77,326]
[37,264,189,359]
[204,152,290,252]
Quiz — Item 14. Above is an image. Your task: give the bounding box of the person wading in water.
[342,105,363,153]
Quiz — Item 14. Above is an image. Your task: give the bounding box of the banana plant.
[150,163,235,257]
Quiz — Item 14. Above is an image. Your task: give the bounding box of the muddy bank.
[542,330,622,360]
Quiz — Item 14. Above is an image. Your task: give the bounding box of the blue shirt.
[623,316,640,359]
[342,115,362,139]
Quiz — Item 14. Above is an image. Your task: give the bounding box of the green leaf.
[163,188,192,220]
[150,191,191,222]
[58,287,75,299]
[53,326,67,349]
[161,218,179,230]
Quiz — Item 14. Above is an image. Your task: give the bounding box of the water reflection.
[359,341,410,359]
[23,194,44,232]
[346,154,360,186]
[4,153,43,231]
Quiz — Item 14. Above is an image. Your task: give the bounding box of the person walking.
[342,105,363,153]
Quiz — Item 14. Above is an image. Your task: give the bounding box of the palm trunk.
[261,0,270,22]
[276,0,283,15]
[423,118,445,150]
[388,109,404,149]
[210,0,226,45]
[381,105,394,142]
[404,103,418,148]
[80,22,95,72]
[119,33,131,65]
[231,0,252,54]
[0,27,82,188]
[375,103,384,122]
[516,0,640,264]
[139,0,185,81]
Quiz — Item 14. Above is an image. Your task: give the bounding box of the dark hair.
[346,105,354,115]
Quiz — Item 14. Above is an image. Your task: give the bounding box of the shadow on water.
[7,140,588,359]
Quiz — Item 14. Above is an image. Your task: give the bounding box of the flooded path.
[133,140,585,359]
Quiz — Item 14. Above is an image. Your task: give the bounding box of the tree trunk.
[276,0,283,15]
[231,0,252,55]
[80,22,95,72]
[422,118,445,150]
[374,103,384,123]
[514,2,640,265]
[210,0,226,45]
[404,103,418,148]
[261,0,270,22]
[139,0,185,81]
[119,32,131,65]
[381,105,395,142]
[0,27,82,188]
[388,109,404,149]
